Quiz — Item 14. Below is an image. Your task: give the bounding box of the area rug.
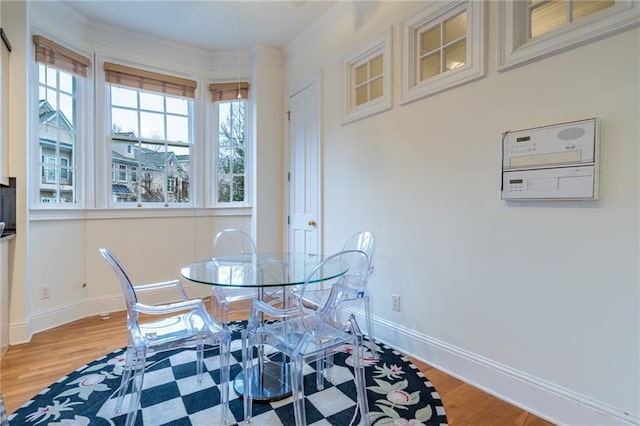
[8,321,447,425]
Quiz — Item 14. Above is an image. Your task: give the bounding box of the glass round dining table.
[180,252,349,401]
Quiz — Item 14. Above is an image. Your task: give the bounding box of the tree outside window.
[216,100,246,203]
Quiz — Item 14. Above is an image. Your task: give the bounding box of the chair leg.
[196,340,204,381]
[125,347,147,426]
[219,335,231,424]
[241,332,253,424]
[291,356,307,426]
[353,336,370,426]
[115,347,134,414]
[365,295,379,359]
[315,359,325,390]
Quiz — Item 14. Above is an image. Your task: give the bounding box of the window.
[343,28,392,124]
[401,0,485,104]
[497,0,639,71]
[210,82,250,205]
[34,36,89,206]
[215,101,247,203]
[106,62,196,206]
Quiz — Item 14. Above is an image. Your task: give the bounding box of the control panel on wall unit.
[501,118,599,200]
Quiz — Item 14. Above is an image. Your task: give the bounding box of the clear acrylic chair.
[290,231,378,358]
[211,229,259,325]
[99,248,231,426]
[0,390,8,425]
[241,250,371,426]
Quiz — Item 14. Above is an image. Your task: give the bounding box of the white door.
[288,80,321,254]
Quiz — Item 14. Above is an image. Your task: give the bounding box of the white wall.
[285,2,639,425]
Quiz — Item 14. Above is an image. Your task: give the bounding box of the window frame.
[106,78,195,208]
[212,98,250,207]
[32,46,88,209]
[343,27,392,125]
[497,0,639,71]
[400,0,485,105]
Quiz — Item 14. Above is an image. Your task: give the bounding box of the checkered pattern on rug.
[8,321,447,426]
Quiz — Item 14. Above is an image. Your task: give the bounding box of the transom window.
[497,0,637,71]
[529,0,614,39]
[419,11,467,81]
[401,1,485,104]
[343,28,392,124]
[354,54,383,106]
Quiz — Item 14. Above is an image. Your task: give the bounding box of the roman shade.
[104,62,197,99]
[209,82,249,102]
[33,35,90,77]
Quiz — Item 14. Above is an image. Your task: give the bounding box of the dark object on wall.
[0,29,11,52]
[0,178,16,231]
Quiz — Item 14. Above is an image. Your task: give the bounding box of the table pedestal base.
[233,361,292,402]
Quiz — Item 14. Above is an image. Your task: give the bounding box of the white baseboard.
[12,283,214,345]
[358,312,638,426]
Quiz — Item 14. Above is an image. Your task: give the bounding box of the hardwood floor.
[0,306,554,425]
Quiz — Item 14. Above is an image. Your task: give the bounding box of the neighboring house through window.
[106,62,195,206]
[34,35,89,206]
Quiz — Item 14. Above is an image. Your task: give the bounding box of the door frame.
[285,72,322,254]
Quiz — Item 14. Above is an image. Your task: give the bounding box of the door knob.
[308,220,316,226]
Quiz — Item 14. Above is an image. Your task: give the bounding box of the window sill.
[29,206,253,221]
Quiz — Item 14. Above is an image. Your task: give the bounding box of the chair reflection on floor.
[99,248,231,426]
[241,249,371,426]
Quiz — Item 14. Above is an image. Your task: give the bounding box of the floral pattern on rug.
[8,321,447,425]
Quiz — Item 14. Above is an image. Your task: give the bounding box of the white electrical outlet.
[392,294,400,311]
[40,286,51,299]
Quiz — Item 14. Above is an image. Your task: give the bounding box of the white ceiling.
[60,0,336,51]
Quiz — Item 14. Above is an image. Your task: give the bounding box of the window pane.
[38,65,79,205]
[139,142,165,202]
[111,86,138,108]
[531,0,567,38]
[140,91,164,112]
[573,0,614,21]
[39,64,46,85]
[46,88,58,110]
[355,85,368,106]
[445,11,467,44]
[444,39,466,70]
[369,77,383,100]
[232,147,244,174]
[140,111,165,140]
[112,107,139,134]
[369,55,383,78]
[59,92,74,126]
[166,97,189,115]
[421,52,441,81]
[421,26,440,55]
[167,115,189,142]
[218,177,231,202]
[59,71,73,94]
[219,147,231,173]
[355,63,367,85]
[232,176,244,201]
